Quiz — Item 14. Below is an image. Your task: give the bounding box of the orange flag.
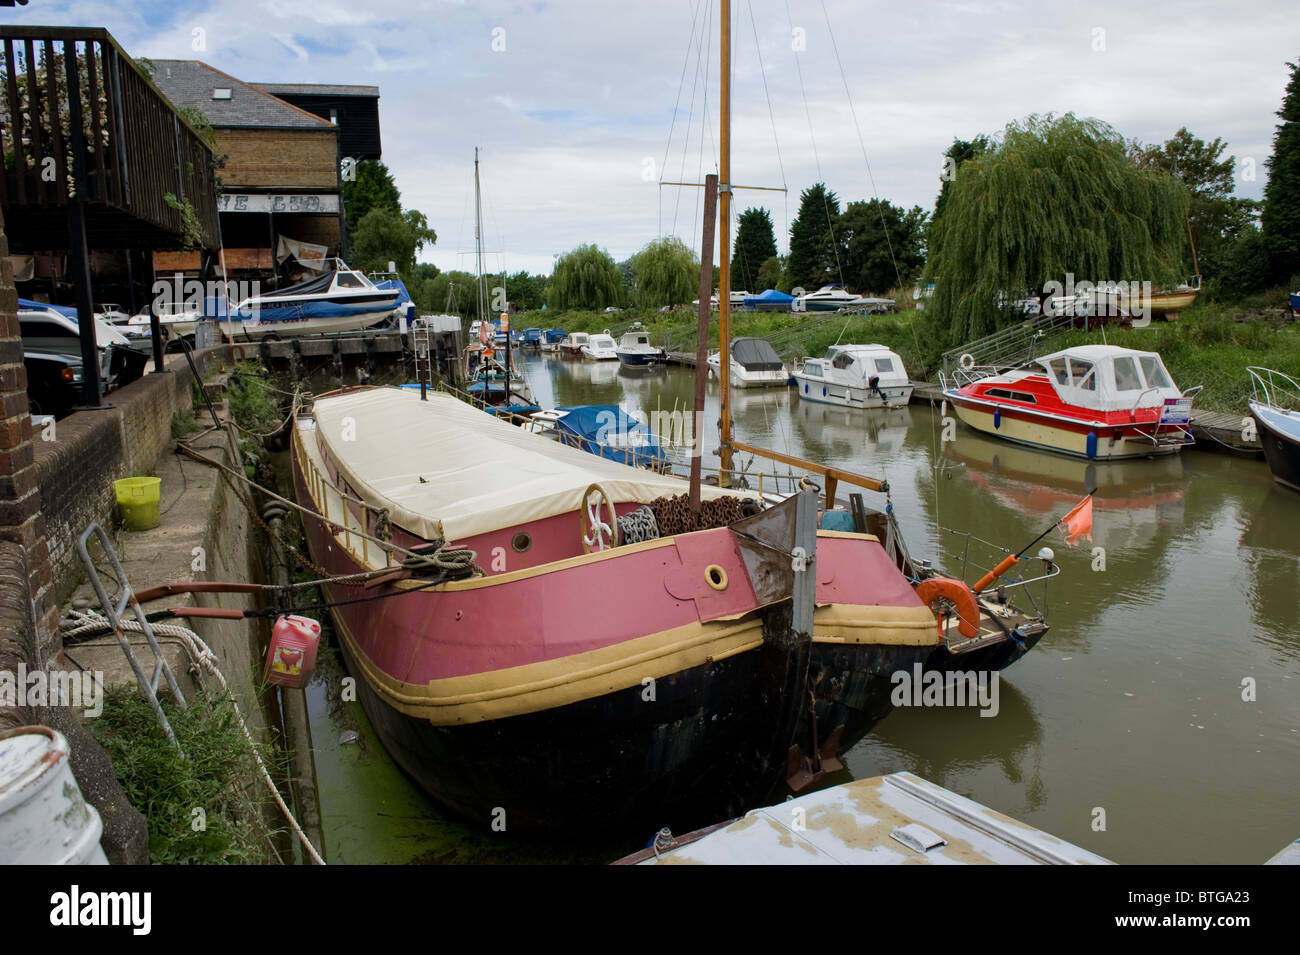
[1059,494,1093,546]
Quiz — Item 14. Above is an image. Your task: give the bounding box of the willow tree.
[632,236,697,307]
[924,114,1191,345]
[546,244,624,310]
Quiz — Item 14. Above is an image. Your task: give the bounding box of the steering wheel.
[580,482,621,553]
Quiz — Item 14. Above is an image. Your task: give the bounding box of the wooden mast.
[718,0,734,480]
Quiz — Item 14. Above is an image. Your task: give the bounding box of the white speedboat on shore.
[795,284,893,313]
[794,344,913,408]
[231,259,402,340]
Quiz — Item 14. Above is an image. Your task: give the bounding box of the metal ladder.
[76,522,188,750]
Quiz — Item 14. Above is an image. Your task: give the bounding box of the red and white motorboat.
[943,345,1198,460]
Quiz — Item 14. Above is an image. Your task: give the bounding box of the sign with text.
[219,193,340,214]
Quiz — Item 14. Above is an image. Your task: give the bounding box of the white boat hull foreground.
[625,772,1113,865]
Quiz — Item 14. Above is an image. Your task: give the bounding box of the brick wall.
[0,207,59,656]
[217,128,339,190]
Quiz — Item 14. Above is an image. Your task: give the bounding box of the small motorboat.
[231,259,402,340]
[524,405,669,469]
[522,328,543,349]
[580,331,618,361]
[1247,367,1300,492]
[559,331,588,357]
[740,288,795,312]
[615,324,665,367]
[1289,291,1299,320]
[793,343,912,408]
[542,328,567,351]
[943,344,1198,460]
[707,337,788,388]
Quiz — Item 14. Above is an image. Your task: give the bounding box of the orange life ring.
[915,576,981,639]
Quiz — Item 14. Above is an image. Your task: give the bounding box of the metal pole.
[64,46,101,407]
[689,174,718,513]
[718,0,733,479]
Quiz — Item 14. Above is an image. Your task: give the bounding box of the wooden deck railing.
[0,26,219,247]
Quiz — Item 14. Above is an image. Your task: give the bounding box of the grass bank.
[91,685,289,864]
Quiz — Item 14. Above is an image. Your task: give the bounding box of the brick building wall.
[0,207,59,658]
[217,128,339,190]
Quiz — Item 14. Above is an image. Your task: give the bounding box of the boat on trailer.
[943,344,1198,460]
[1248,367,1300,492]
[291,386,941,831]
[793,343,913,409]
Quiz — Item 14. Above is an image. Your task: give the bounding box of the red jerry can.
[263,614,321,689]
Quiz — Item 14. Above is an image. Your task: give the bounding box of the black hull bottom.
[1257,415,1300,492]
[335,609,812,833]
[797,642,938,759]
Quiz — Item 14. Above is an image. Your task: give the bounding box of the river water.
[306,351,1299,864]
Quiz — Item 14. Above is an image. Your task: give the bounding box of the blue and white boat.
[525,405,668,469]
[741,288,795,312]
[230,259,403,340]
[615,324,665,367]
[522,328,543,348]
[1248,367,1300,493]
[1289,291,1299,319]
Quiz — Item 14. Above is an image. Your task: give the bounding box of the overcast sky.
[10,1,1297,276]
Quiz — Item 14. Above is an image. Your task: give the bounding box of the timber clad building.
[150,62,381,286]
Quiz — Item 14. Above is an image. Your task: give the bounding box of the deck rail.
[0,26,220,247]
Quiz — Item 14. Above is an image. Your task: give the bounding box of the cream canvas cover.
[310,388,739,541]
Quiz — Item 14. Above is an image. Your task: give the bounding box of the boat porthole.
[705,564,728,591]
[804,384,808,394]
[822,387,827,397]
[511,532,532,553]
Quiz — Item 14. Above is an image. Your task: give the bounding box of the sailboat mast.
[474,147,486,324]
[718,0,734,478]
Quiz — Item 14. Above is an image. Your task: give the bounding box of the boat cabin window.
[802,363,824,378]
[1139,356,1172,389]
[334,273,365,288]
[1068,358,1096,391]
[1048,357,1069,385]
[635,335,649,345]
[832,352,855,370]
[986,388,1037,404]
[1113,356,1143,391]
[874,358,895,374]
[21,320,77,340]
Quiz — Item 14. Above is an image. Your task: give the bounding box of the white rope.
[67,609,327,865]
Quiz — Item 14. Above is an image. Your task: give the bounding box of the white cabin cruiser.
[707,337,789,388]
[795,284,892,313]
[580,331,619,361]
[615,325,665,366]
[794,344,913,408]
[231,259,401,340]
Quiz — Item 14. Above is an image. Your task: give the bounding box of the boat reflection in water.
[792,400,913,461]
[1238,485,1300,647]
[942,430,1188,555]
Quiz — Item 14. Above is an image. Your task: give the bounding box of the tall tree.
[1130,127,1257,278]
[924,114,1190,344]
[786,184,842,293]
[837,200,928,294]
[755,255,784,292]
[547,244,624,310]
[342,161,401,236]
[1262,60,1300,283]
[632,237,698,307]
[932,136,991,226]
[731,207,779,291]
[348,207,437,278]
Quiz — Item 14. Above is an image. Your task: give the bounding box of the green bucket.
[114,477,161,532]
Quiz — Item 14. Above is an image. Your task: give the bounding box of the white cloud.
[11,0,1294,275]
